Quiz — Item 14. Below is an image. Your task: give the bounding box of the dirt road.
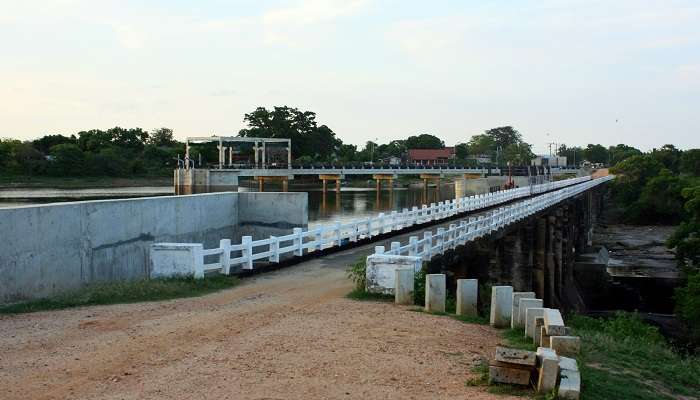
[0,246,514,400]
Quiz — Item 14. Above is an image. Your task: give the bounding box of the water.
[0,183,477,227]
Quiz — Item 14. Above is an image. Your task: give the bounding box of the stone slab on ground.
[489,286,513,328]
[456,279,478,316]
[559,368,581,400]
[518,298,543,330]
[488,361,533,385]
[394,267,415,305]
[425,274,446,313]
[535,347,559,393]
[525,307,547,339]
[550,336,581,357]
[534,317,545,345]
[559,356,579,372]
[540,325,551,348]
[494,347,536,367]
[543,308,567,336]
[510,292,536,328]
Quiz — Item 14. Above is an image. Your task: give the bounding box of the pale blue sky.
[1,0,699,153]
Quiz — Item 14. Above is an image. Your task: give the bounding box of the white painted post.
[242,235,253,270]
[421,204,428,222]
[334,221,342,247]
[268,236,279,262]
[411,206,418,225]
[490,285,513,328]
[375,245,385,255]
[423,231,432,260]
[409,236,418,256]
[220,239,232,274]
[395,267,415,305]
[436,227,445,252]
[314,228,323,251]
[390,241,401,255]
[391,210,398,231]
[448,223,457,248]
[378,213,385,234]
[510,292,536,329]
[425,274,446,313]
[293,227,303,256]
[456,279,478,316]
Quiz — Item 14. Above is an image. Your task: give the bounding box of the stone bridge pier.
[428,187,605,312]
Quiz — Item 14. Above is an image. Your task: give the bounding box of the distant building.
[531,155,567,167]
[381,156,402,166]
[408,148,455,166]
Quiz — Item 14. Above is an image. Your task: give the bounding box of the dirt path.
[0,249,515,400]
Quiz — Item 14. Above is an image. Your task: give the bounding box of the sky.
[1,0,699,153]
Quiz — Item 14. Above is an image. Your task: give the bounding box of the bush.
[346,259,366,291]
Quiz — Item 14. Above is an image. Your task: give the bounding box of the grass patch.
[570,312,700,400]
[501,327,538,352]
[345,288,393,302]
[0,275,240,314]
[0,175,171,188]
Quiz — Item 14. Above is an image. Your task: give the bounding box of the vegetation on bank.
[0,275,240,314]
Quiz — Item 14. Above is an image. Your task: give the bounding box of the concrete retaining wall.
[0,192,307,303]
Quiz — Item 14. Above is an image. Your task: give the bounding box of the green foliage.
[680,149,700,176]
[346,259,367,291]
[238,106,341,161]
[568,312,700,399]
[582,143,609,164]
[674,270,700,340]
[413,267,426,306]
[0,275,240,314]
[405,134,444,149]
[345,288,393,302]
[608,143,642,166]
[502,328,538,351]
[49,143,85,176]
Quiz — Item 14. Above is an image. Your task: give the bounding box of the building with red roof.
[407,148,455,166]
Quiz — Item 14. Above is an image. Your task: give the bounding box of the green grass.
[569,313,700,400]
[501,327,538,352]
[345,288,394,302]
[0,275,240,314]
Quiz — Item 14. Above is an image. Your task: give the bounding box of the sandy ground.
[0,247,515,400]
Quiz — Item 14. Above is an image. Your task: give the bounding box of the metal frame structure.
[185,136,292,169]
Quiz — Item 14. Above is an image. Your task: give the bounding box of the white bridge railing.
[150,175,600,277]
[369,175,614,263]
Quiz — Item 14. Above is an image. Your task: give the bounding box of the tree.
[651,144,682,173]
[482,126,523,151]
[149,127,176,147]
[405,134,444,149]
[466,134,496,156]
[337,144,357,162]
[49,143,85,176]
[610,154,664,207]
[608,144,642,166]
[32,134,75,154]
[558,145,584,167]
[680,149,700,176]
[582,144,609,164]
[504,142,534,165]
[455,143,469,159]
[238,106,341,161]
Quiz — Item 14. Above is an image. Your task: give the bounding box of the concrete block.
[559,356,579,372]
[150,243,204,279]
[425,274,446,313]
[366,255,422,295]
[535,347,559,393]
[559,368,581,400]
[456,279,478,316]
[518,298,543,330]
[534,317,545,345]
[488,362,532,385]
[543,308,567,336]
[494,346,536,367]
[525,307,547,339]
[550,336,581,357]
[540,325,551,348]
[394,267,415,305]
[511,292,536,328]
[489,286,513,328]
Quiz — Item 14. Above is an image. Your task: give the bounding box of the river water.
[0,183,475,227]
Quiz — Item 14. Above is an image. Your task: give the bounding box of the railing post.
[293,227,303,256]
[220,239,231,274]
[436,227,445,252]
[269,236,279,263]
[411,206,418,226]
[409,236,418,256]
[375,245,385,255]
[315,228,323,251]
[242,235,253,270]
[391,241,401,255]
[350,222,359,242]
[334,221,342,247]
[390,211,398,232]
[378,213,385,234]
[423,231,432,260]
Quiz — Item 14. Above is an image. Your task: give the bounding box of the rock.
[488,361,533,385]
[518,299,543,331]
[558,356,578,372]
[490,286,513,328]
[550,336,581,357]
[494,347,536,367]
[525,307,547,339]
[543,309,567,336]
[540,325,551,348]
[534,317,545,345]
[510,292,536,329]
[535,347,558,393]
[559,368,581,399]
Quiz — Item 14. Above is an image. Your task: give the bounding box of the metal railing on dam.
[150,175,604,278]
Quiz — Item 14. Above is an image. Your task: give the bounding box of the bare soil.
[0,258,515,400]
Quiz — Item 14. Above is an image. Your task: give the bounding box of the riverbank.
[0,175,171,189]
